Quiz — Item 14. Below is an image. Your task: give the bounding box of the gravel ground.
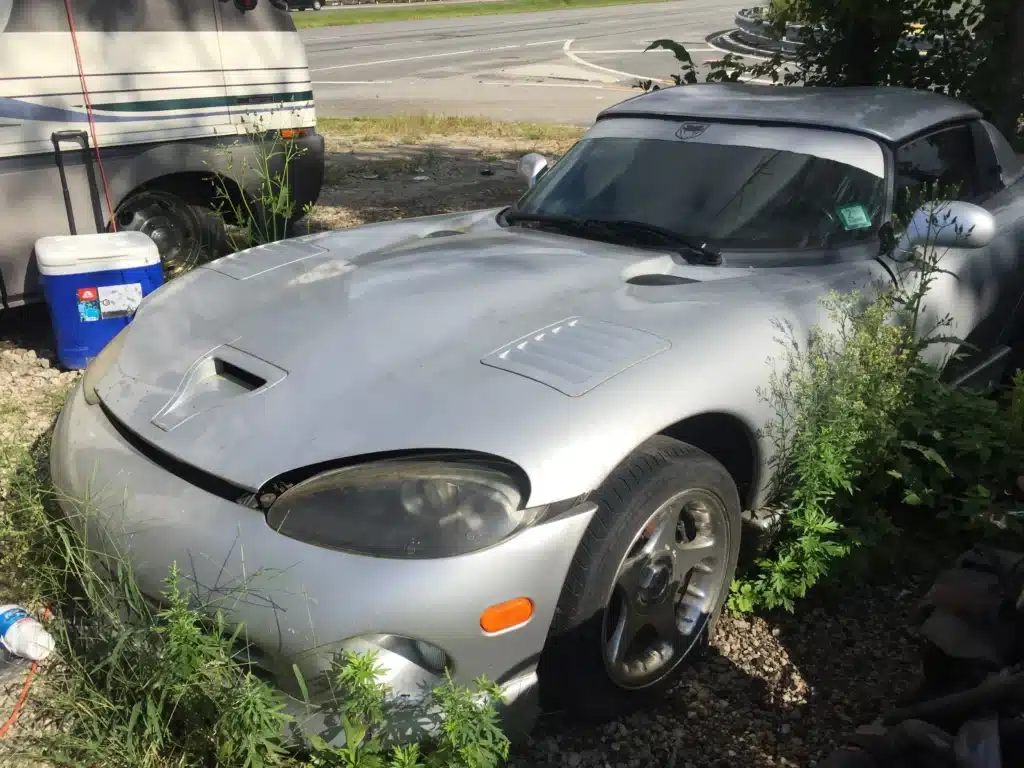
[0,307,81,485]
[0,124,933,766]
[510,587,924,768]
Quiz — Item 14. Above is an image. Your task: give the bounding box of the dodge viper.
[51,83,1024,744]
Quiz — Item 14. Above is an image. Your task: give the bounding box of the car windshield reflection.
[511,133,887,251]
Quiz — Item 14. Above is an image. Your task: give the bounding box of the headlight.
[82,325,131,406]
[265,460,540,559]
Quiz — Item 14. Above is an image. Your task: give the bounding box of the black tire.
[114,189,227,278]
[539,435,742,721]
[311,0,322,8]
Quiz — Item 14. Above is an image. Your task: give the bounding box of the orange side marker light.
[480,598,534,634]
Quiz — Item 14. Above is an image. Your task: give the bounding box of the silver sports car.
[51,84,1024,742]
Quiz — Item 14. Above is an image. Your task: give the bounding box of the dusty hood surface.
[94,210,860,502]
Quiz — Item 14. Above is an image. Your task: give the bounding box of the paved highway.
[301,1,759,124]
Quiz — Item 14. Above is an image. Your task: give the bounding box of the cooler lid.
[35,232,161,276]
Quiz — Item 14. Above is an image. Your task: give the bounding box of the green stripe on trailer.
[87,90,314,113]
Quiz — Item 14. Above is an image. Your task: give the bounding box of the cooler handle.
[51,130,105,236]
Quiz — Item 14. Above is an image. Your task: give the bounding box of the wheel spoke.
[674,534,718,581]
[646,505,682,555]
[650,597,680,645]
[616,550,648,594]
[605,592,644,668]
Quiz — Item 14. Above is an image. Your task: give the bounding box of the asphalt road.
[301,0,758,124]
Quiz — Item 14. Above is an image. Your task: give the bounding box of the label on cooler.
[77,287,100,322]
[98,283,143,320]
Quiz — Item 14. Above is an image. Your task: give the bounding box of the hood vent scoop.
[627,274,700,286]
[151,346,288,432]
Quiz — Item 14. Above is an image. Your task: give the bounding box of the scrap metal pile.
[817,548,1024,768]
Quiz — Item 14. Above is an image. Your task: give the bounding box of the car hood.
[93,209,840,502]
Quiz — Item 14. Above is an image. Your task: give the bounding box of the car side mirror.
[893,200,996,261]
[517,153,549,188]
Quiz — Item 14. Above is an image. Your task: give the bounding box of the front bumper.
[49,380,595,744]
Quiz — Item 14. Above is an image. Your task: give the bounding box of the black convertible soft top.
[598,83,982,144]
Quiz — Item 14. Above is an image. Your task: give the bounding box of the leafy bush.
[765,0,808,26]
[0,432,509,768]
[729,204,1024,613]
[645,1,1023,149]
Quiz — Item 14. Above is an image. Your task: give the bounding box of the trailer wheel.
[114,190,226,278]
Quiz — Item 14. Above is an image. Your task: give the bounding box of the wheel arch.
[655,411,761,512]
[113,171,245,226]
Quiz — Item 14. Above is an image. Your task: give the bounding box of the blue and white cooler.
[35,231,164,370]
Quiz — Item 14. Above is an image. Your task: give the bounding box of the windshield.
[511,119,887,251]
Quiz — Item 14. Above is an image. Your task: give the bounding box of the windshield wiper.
[588,219,722,265]
[503,212,597,235]
[503,211,721,265]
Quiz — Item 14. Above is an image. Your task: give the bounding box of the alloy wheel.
[601,488,730,689]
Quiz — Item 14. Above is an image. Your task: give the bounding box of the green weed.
[730,201,1024,613]
[0,405,509,768]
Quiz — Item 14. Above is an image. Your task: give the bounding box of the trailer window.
[218,0,296,32]
[1,0,219,33]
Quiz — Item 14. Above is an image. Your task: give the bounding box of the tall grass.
[0,403,509,768]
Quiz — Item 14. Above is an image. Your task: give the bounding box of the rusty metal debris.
[816,547,1024,768]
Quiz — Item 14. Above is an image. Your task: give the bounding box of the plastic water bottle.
[0,605,55,662]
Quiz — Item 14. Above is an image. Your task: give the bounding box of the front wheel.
[539,435,742,720]
[311,0,322,8]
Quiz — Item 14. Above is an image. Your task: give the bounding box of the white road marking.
[310,39,565,72]
[476,80,630,90]
[311,48,479,72]
[312,77,632,91]
[304,37,425,46]
[571,47,716,54]
[562,39,672,84]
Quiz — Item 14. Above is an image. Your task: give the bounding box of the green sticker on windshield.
[836,204,872,230]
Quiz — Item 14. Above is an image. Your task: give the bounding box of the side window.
[1,0,219,33]
[894,124,980,217]
[218,0,296,32]
[981,120,1024,186]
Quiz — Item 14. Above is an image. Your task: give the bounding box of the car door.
[887,120,1024,384]
[968,120,1024,385]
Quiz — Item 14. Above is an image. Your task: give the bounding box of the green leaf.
[293,663,311,706]
[645,38,694,64]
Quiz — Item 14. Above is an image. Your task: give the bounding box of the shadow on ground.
[512,574,928,768]
[0,304,54,361]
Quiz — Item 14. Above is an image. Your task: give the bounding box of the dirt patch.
[308,119,581,231]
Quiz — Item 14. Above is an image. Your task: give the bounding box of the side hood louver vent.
[481,317,671,397]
